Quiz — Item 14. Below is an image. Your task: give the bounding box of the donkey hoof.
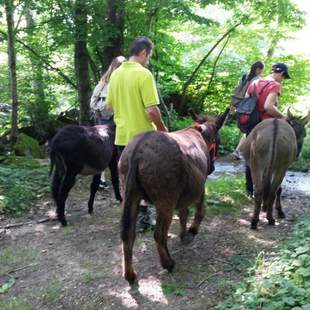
[188,227,198,235]
[59,219,67,226]
[88,208,93,215]
[125,271,137,285]
[278,211,286,219]
[268,219,276,226]
[162,259,175,272]
[180,232,195,244]
[250,220,258,230]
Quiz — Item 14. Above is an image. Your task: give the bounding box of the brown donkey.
[119,108,229,284]
[240,110,310,229]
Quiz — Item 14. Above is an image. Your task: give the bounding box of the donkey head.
[287,108,310,158]
[189,107,229,139]
[189,107,229,174]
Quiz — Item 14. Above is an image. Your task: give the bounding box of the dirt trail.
[0,165,310,309]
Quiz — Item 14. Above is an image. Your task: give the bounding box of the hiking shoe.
[137,207,156,233]
[99,180,109,189]
[232,150,241,160]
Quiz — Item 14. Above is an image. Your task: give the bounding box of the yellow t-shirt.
[107,61,159,146]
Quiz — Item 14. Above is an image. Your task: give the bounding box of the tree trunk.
[101,0,125,71]
[25,8,49,124]
[4,0,18,145]
[74,0,91,125]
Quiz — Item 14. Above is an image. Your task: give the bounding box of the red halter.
[208,142,216,161]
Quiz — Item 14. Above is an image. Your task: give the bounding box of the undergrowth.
[0,157,50,215]
[205,176,250,217]
[217,212,310,310]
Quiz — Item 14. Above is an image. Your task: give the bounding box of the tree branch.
[180,22,241,105]
[198,35,231,110]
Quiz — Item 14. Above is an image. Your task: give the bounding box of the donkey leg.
[251,189,263,229]
[265,191,277,225]
[88,174,101,214]
[109,150,122,201]
[178,208,189,241]
[275,187,285,219]
[122,200,140,284]
[188,194,205,236]
[154,207,175,272]
[57,171,77,226]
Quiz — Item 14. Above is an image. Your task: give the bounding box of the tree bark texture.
[4,0,18,144]
[101,0,125,71]
[74,0,91,125]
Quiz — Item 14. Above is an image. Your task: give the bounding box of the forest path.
[0,158,309,309]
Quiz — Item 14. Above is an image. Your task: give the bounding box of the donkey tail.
[263,118,278,200]
[121,157,140,242]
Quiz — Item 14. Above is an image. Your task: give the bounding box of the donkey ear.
[188,108,199,121]
[301,111,310,125]
[287,107,294,120]
[188,108,207,124]
[215,107,230,130]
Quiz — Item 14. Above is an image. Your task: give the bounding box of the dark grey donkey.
[49,124,121,226]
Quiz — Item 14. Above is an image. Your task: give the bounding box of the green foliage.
[218,122,242,154]
[205,176,251,217]
[0,277,15,294]
[217,213,310,310]
[13,133,43,158]
[169,111,193,131]
[0,157,50,215]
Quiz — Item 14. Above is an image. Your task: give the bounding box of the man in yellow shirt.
[107,36,167,231]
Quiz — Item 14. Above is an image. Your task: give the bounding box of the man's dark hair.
[129,36,154,56]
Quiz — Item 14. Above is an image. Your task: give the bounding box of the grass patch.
[41,277,62,305]
[0,297,31,310]
[290,132,310,172]
[0,156,50,215]
[0,248,38,276]
[205,176,251,217]
[217,212,310,310]
[161,280,186,297]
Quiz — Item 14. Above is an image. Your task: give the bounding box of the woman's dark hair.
[247,61,264,81]
[129,36,154,56]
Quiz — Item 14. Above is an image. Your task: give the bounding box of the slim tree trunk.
[4,0,18,144]
[101,0,125,71]
[74,0,91,125]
